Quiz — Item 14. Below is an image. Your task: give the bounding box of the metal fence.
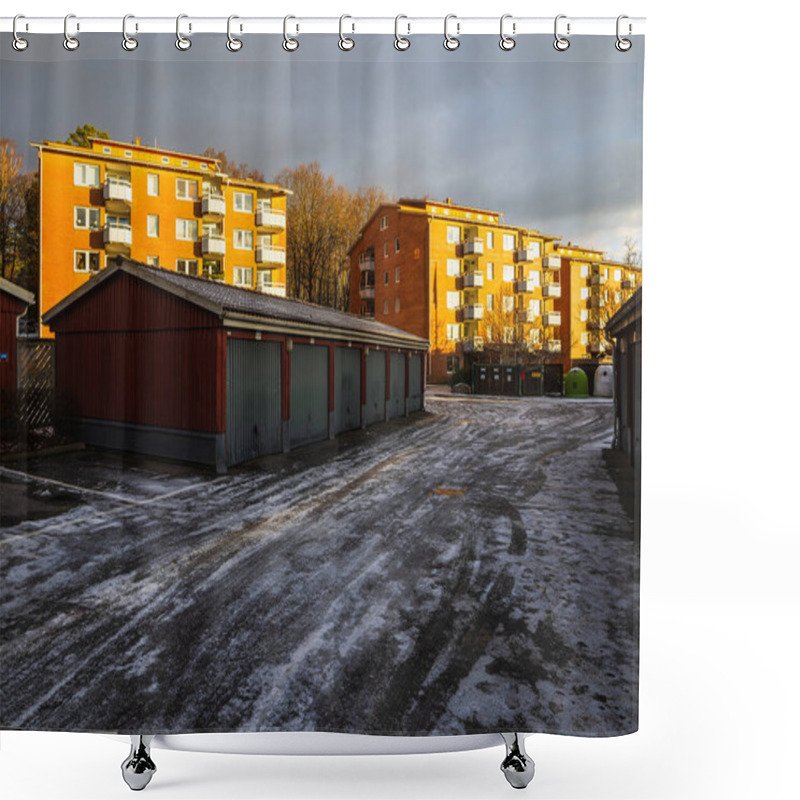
[16,339,55,428]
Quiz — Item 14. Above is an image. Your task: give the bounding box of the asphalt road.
[0,396,638,737]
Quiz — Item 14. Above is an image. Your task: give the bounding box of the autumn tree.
[65,124,110,148]
[202,147,265,182]
[0,139,38,290]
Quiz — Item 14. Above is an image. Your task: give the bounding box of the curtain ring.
[615,15,632,51]
[122,14,138,51]
[283,15,299,51]
[339,14,354,51]
[394,15,410,51]
[175,14,191,51]
[12,15,29,51]
[63,14,79,51]
[227,15,242,52]
[553,14,570,51]
[443,14,460,51]
[499,14,515,51]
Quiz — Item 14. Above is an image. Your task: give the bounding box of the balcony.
[589,341,606,354]
[359,257,376,273]
[542,283,561,298]
[590,296,606,309]
[621,279,635,290]
[103,176,132,204]
[359,285,375,300]
[462,238,484,256]
[515,247,540,263]
[544,312,561,327]
[515,309,536,324]
[587,318,605,331]
[258,281,287,298]
[462,336,484,353]
[590,274,607,286]
[514,279,537,293]
[255,244,286,265]
[103,222,132,247]
[543,255,561,270]
[202,235,226,256]
[546,339,562,353]
[256,206,286,232]
[458,271,484,289]
[459,304,484,321]
[202,194,226,216]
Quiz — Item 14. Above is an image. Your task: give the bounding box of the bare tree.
[623,236,642,267]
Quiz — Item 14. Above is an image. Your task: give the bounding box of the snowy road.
[0,396,638,736]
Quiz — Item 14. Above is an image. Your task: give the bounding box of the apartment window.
[383,242,388,258]
[74,206,100,230]
[161,156,170,164]
[502,264,515,282]
[446,291,460,309]
[73,163,100,187]
[529,300,541,316]
[528,270,541,286]
[604,268,609,278]
[233,192,253,212]
[175,178,198,200]
[176,218,198,240]
[379,215,388,230]
[74,250,101,273]
[502,327,514,343]
[581,332,589,345]
[446,324,461,342]
[580,287,590,300]
[446,225,460,244]
[503,296,515,313]
[614,269,622,281]
[486,231,494,249]
[486,262,494,280]
[383,299,389,314]
[147,174,159,196]
[485,325,493,341]
[502,233,515,251]
[384,271,389,285]
[580,309,589,322]
[395,297,400,313]
[176,259,199,276]
[530,329,541,345]
[102,146,111,154]
[446,258,460,276]
[200,164,208,171]
[181,159,189,167]
[446,355,460,373]
[395,236,400,253]
[395,266,400,283]
[615,291,622,303]
[233,267,253,286]
[147,215,159,237]
[233,229,253,250]
[486,293,494,311]
[146,256,159,267]
[580,264,590,278]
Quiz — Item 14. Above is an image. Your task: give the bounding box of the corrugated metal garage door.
[334,346,361,434]
[226,339,282,465]
[408,353,422,412]
[388,352,406,419]
[364,350,386,425]
[290,344,329,447]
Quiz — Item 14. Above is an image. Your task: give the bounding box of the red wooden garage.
[0,277,35,405]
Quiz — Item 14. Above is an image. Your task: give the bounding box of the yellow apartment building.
[34,137,289,336]
[349,198,642,383]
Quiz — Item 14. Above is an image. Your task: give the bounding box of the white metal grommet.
[63,14,79,51]
[553,14,570,51]
[499,13,515,51]
[122,14,138,51]
[283,15,299,51]
[615,14,632,51]
[175,14,191,51]
[226,15,242,52]
[339,14,354,51]
[394,14,410,51]
[12,14,29,51]
[444,14,460,51]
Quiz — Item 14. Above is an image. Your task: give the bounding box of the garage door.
[364,350,386,426]
[226,339,282,466]
[407,353,422,412]
[334,346,361,434]
[290,344,329,447]
[388,352,406,419]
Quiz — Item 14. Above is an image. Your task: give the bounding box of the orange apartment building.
[349,198,642,383]
[34,137,289,336]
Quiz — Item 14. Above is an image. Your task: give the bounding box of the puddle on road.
[0,476,81,528]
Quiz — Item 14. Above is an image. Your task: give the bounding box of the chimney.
[135,136,140,146]
[446,197,452,205]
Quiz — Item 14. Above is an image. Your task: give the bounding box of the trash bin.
[564,367,589,399]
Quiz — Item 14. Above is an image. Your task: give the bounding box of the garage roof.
[43,257,429,349]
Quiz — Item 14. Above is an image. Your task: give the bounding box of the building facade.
[349,198,642,383]
[34,137,289,336]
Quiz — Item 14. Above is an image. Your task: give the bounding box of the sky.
[1,33,643,260]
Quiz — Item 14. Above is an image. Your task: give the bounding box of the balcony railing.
[542,283,561,298]
[590,275,607,286]
[590,296,606,308]
[459,271,484,289]
[515,247,540,263]
[543,255,561,270]
[255,244,286,265]
[462,238,484,256]
[359,258,376,273]
[460,304,484,321]
[258,281,287,297]
[546,339,562,353]
[103,222,132,246]
[256,207,286,231]
[515,309,536,324]
[202,194,226,216]
[544,312,561,327]
[587,318,605,331]
[359,285,375,300]
[202,235,226,256]
[462,336,484,353]
[621,279,635,290]
[103,176,132,204]
[589,341,606,354]
[514,279,537,293]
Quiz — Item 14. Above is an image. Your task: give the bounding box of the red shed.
[0,277,35,401]
[43,258,428,472]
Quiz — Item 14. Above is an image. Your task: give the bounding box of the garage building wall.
[290,343,329,447]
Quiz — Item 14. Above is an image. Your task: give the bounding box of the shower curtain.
[0,23,643,744]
